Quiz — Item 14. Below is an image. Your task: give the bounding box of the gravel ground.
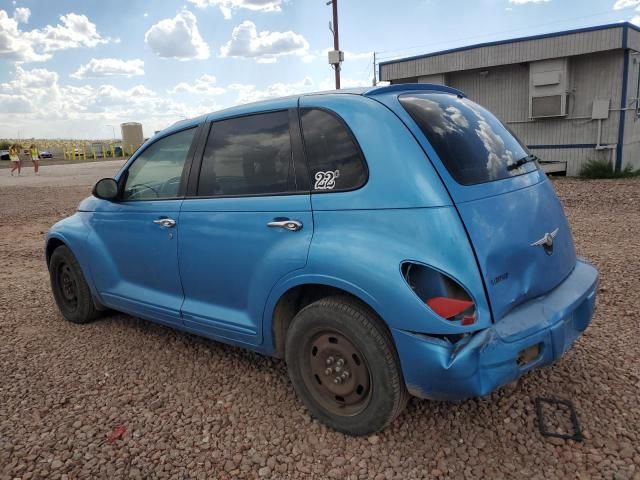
[1,179,639,479]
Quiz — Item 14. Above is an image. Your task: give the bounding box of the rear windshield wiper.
[507,154,538,171]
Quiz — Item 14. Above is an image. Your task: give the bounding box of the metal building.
[120,122,144,152]
[379,23,640,175]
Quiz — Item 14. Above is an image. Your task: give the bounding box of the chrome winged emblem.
[531,228,559,255]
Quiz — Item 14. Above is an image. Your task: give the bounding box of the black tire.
[49,245,100,324]
[285,295,408,435]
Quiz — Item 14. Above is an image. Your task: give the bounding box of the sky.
[1,0,640,139]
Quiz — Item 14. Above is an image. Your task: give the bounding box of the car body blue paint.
[46,213,96,296]
[178,195,313,345]
[394,259,597,400]
[87,198,185,327]
[48,84,599,401]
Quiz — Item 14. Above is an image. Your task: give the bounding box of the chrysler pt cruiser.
[46,84,598,435]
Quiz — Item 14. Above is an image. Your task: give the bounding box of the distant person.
[30,144,40,175]
[9,144,21,176]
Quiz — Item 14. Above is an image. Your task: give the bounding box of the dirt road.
[1,177,639,479]
[0,160,125,188]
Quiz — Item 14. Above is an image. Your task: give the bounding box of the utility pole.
[373,51,377,86]
[327,0,343,89]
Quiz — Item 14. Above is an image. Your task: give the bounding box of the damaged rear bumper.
[392,259,598,401]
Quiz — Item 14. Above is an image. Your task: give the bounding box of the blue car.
[47,84,598,435]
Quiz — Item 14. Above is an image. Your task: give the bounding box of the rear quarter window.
[399,93,537,185]
[300,108,367,192]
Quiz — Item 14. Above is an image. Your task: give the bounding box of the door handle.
[267,219,303,231]
[153,217,176,228]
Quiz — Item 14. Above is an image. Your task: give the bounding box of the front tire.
[49,245,100,324]
[285,296,408,435]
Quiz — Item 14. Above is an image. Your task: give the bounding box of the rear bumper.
[392,259,598,401]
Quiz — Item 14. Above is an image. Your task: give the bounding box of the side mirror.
[93,178,119,201]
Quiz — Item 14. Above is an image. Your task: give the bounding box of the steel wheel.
[49,245,101,324]
[57,262,78,310]
[300,330,372,416]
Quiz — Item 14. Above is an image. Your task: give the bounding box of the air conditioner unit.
[529,59,568,118]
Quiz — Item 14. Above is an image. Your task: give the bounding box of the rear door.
[386,91,576,321]
[177,108,312,346]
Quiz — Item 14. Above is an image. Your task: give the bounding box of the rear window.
[399,93,537,185]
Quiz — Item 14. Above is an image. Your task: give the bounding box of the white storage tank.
[120,122,144,152]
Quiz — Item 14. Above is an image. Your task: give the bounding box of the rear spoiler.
[363,83,466,98]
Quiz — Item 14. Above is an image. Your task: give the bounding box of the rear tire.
[49,245,100,324]
[285,295,408,435]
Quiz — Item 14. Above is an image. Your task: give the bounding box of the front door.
[178,109,312,346]
[89,126,199,326]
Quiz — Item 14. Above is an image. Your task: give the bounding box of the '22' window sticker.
[314,170,340,190]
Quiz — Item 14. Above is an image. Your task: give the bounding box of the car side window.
[300,108,367,192]
[197,111,293,197]
[122,127,196,201]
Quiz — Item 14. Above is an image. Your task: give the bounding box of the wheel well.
[271,284,383,358]
[46,238,65,265]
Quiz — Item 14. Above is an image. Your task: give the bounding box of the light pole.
[105,124,116,140]
[326,0,343,89]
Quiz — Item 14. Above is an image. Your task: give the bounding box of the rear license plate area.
[517,343,541,367]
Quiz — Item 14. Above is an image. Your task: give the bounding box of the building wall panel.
[529,147,612,176]
[622,50,640,170]
[441,51,623,175]
[381,26,624,80]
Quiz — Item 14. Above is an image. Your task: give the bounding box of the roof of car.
[161,83,465,137]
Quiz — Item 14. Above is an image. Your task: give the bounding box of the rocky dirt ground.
[1,179,639,479]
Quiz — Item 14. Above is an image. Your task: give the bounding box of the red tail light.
[426,297,473,319]
[426,297,476,325]
[402,262,477,326]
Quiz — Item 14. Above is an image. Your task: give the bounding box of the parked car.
[39,151,53,159]
[46,84,598,435]
[0,150,9,160]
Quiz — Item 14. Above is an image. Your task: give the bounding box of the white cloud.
[0,93,35,113]
[220,20,308,62]
[508,0,550,4]
[632,15,640,24]
[0,65,214,138]
[0,10,109,62]
[188,0,283,19]
[227,76,370,104]
[229,77,314,104]
[0,10,50,61]
[145,10,209,60]
[613,0,640,9]
[71,58,145,79]
[318,77,370,90]
[13,66,59,88]
[13,7,30,23]
[169,74,226,95]
[26,13,108,52]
